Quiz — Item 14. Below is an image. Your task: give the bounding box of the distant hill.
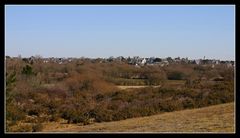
[42,102,234,133]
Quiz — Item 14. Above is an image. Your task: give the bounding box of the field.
[41,102,234,133]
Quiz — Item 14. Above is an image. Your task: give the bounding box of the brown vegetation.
[42,102,234,132]
[5,57,234,132]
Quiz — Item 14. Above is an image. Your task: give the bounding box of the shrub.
[6,104,26,123]
[6,71,16,92]
[112,110,129,120]
[80,80,93,91]
[43,100,60,115]
[61,108,89,124]
[93,108,113,122]
[25,115,38,123]
[49,114,60,122]
[15,124,33,132]
[167,71,185,80]
[32,123,43,132]
[27,105,44,116]
[182,98,195,108]
[21,65,35,75]
[95,94,105,102]
[146,72,166,85]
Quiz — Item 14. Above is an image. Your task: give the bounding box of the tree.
[6,71,17,104]
[6,55,11,59]
[6,71,16,92]
[21,65,34,76]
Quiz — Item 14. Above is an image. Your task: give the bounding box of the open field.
[42,102,234,133]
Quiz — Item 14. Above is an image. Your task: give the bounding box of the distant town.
[6,55,235,68]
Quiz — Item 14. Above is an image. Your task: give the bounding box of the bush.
[27,105,44,116]
[15,124,33,132]
[6,104,26,123]
[6,71,16,92]
[112,110,129,120]
[182,98,195,108]
[167,71,185,80]
[32,123,43,132]
[11,122,43,132]
[21,65,35,76]
[93,108,113,122]
[80,80,93,91]
[61,109,89,124]
[146,72,166,85]
[49,114,60,122]
[158,100,175,112]
[95,94,105,102]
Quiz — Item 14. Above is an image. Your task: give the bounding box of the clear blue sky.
[5,5,235,60]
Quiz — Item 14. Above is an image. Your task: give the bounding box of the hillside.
[42,102,235,133]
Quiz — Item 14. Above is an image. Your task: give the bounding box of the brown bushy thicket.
[5,57,234,131]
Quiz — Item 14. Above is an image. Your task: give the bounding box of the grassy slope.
[42,102,235,133]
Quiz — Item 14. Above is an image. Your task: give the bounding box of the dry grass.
[117,80,185,90]
[162,80,185,89]
[117,85,161,90]
[42,102,235,133]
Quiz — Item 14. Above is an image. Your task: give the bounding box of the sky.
[5,5,235,60]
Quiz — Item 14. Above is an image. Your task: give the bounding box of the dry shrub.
[65,71,117,94]
[6,104,26,123]
[32,123,43,132]
[14,80,33,94]
[91,79,117,93]
[13,124,33,132]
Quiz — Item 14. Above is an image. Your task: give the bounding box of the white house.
[141,58,147,65]
[195,59,201,65]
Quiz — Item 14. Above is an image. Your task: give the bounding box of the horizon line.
[5,55,235,61]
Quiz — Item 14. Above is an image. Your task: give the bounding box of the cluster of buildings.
[7,55,234,68]
[104,56,234,68]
